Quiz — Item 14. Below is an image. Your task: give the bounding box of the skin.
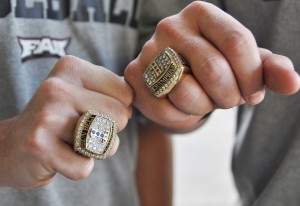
[131,4,299,204]
[0,2,299,206]
[136,122,173,206]
[124,2,300,132]
[0,55,133,189]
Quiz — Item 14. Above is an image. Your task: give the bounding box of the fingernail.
[247,90,265,105]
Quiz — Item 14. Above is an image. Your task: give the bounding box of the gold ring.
[143,47,187,98]
[74,110,117,160]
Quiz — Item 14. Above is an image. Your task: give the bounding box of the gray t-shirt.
[168,0,300,205]
[0,1,142,206]
[0,1,184,205]
[226,0,300,205]
[0,0,299,206]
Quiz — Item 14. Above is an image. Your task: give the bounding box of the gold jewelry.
[74,110,117,160]
[144,47,187,98]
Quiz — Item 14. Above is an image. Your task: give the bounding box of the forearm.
[136,122,173,206]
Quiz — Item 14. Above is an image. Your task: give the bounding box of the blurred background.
[173,108,238,206]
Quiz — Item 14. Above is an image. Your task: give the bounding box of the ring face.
[144,47,185,98]
[74,110,117,160]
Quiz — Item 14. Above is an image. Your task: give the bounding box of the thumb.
[260,48,300,95]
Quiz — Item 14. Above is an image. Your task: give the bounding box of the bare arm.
[136,122,173,206]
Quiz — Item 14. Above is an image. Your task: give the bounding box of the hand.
[125,2,300,131]
[0,56,133,189]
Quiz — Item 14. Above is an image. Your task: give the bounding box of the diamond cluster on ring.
[74,110,117,160]
[143,48,184,97]
[86,116,112,154]
[144,51,171,86]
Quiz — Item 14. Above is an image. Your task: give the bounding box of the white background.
[173,108,238,206]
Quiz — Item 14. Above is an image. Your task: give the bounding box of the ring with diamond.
[74,110,117,160]
[143,47,188,98]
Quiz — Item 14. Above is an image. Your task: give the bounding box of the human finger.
[37,77,131,135]
[125,59,202,129]
[49,140,95,181]
[49,55,133,107]
[181,2,264,104]
[259,49,300,95]
[151,24,243,108]
[168,74,214,115]
[73,88,131,133]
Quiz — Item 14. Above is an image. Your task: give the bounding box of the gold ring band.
[144,47,187,98]
[74,110,117,160]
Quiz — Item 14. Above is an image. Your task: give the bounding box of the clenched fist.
[0,56,133,189]
[125,2,300,131]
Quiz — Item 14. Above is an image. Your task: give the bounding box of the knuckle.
[186,1,206,13]
[139,39,154,56]
[156,17,173,33]
[22,107,56,157]
[223,28,255,57]
[124,61,142,101]
[200,57,227,82]
[115,77,134,107]
[103,101,129,131]
[125,57,148,85]
[35,108,54,128]
[23,129,48,157]
[156,16,179,38]
[142,39,155,52]
[185,1,214,17]
[56,55,80,69]
[40,78,70,101]
[123,85,134,107]
[72,161,93,181]
[124,60,138,83]
[52,55,82,78]
[131,38,159,73]
[275,54,294,66]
